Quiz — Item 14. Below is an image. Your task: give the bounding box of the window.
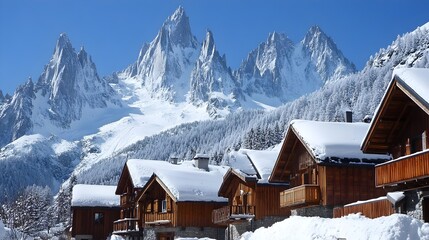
[161,200,167,213]
[94,212,104,224]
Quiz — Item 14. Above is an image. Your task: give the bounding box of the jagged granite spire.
[0,78,35,146]
[34,33,118,128]
[302,26,356,83]
[189,30,239,116]
[119,6,199,102]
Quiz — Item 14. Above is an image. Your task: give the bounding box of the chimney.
[362,115,372,123]
[193,154,210,171]
[344,110,353,123]
[169,157,179,165]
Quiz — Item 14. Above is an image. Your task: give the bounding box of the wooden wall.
[289,144,317,187]
[390,107,429,159]
[72,206,120,240]
[333,199,395,218]
[319,165,386,207]
[255,185,290,220]
[176,202,227,228]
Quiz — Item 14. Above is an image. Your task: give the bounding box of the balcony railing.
[375,150,429,188]
[280,184,320,208]
[212,205,255,224]
[112,218,139,234]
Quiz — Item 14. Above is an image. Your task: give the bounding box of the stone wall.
[142,226,225,240]
[404,190,429,221]
[291,206,333,218]
[225,216,289,240]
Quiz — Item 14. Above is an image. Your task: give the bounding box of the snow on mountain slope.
[0,134,80,202]
[75,76,211,173]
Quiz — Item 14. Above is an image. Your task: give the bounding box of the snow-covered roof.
[71,184,119,207]
[225,147,281,183]
[393,68,429,108]
[126,159,173,188]
[291,120,391,163]
[127,159,228,202]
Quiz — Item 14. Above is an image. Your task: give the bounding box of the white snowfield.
[241,214,429,240]
[71,184,119,207]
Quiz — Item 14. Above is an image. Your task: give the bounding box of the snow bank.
[241,214,429,240]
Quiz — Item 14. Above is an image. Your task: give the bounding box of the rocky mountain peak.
[302,25,356,83]
[161,6,197,49]
[200,30,217,61]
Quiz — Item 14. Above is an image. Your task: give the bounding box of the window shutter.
[167,196,172,212]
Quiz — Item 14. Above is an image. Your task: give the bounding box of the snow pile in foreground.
[241,214,429,240]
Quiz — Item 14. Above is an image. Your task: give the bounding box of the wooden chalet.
[71,184,120,240]
[213,149,290,240]
[136,155,228,240]
[114,159,152,238]
[270,120,391,217]
[361,68,429,221]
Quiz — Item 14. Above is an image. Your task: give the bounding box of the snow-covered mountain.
[0,34,120,147]
[302,26,356,83]
[75,22,429,187]
[235,28,356,105]
[189,30,240,117]
[0,6,374,203]
[119,6,199,102]
[115,7,354,113]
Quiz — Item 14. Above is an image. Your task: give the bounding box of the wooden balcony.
[212,205,255,224]
[375,150,429,189]
[333,199,394,219]
[144,212,174,226]
[279,184,320,208]
[112,218,139,235]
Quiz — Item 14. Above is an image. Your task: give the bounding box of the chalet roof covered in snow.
[148,161,228,202]
[393,68,429,108]
[71,184,119,207]
[361,68,429,153]
[126,159,173,188]
[225,147,281,183]
[127,159,228,202]
[290,120,391,163]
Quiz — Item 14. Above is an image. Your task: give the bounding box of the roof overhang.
[362,72,429,154]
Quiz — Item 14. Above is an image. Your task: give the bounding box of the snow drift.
[241,214,429,240]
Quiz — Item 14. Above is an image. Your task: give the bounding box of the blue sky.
[1,0,428,95]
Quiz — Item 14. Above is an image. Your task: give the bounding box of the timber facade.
[213,150,290,240]
[137,174,227,240]
[270,120,388,217]
[72,206,120,240]
[71,184,120,240]
[114,163,143,238]
[361,68,429,222]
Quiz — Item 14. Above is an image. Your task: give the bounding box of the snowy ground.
[242,214,429,240]
[109,214,429,240]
